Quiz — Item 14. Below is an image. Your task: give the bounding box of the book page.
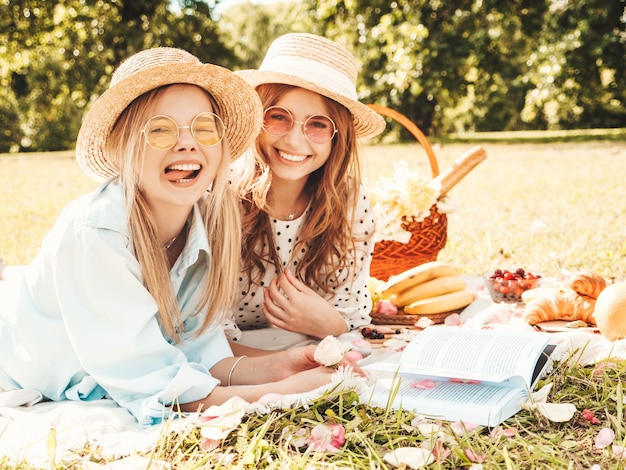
[399,326,552,386]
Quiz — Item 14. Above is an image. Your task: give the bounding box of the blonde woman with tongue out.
[227,33,386,352]
[0,47,348,425]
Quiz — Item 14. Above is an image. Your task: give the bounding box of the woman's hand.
[262,269,348,338]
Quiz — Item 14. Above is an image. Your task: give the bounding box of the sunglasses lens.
[192,112,225,147]
[304,115,336,143]
[263,107,336,143]
[263,107,293,136]
[144,116,178,150]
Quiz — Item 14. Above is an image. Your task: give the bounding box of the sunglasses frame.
[262,106,337,144]
[141,112,225,150]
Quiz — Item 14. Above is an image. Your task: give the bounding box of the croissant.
[565,272,609,299]
[523,288,596,325]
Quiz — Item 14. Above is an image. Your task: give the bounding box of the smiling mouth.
[278,150,309,162]
[165,163,201,183]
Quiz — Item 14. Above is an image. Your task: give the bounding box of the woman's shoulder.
[58,178,127,235]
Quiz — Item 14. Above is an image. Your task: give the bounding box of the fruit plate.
[371,307,465,325]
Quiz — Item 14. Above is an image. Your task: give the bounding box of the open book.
[364,326,555,426]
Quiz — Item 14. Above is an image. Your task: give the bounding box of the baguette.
[434,146,487,196]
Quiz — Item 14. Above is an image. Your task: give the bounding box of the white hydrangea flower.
[369,160,444,243]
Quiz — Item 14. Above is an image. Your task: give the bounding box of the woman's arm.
[219,344,320,381]
[178,349,338,412]
[178,364,337,412]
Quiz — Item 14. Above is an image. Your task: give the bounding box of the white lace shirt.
[226,184,375,345]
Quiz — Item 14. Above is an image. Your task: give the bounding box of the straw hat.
[76,47,263,181]
[236,33,385,139]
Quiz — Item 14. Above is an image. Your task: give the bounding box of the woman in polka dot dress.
[227,33,386,351]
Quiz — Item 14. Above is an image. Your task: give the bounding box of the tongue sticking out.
[165,164,201,183]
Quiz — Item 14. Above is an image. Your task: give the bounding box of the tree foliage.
[0,0,624,152]
[1,0,232,152]
[301,0,624,135]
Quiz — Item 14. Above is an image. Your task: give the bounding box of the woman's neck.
[152,205,192,248]
[269,178,309,221]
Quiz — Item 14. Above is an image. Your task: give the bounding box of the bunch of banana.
[379,261,474,314]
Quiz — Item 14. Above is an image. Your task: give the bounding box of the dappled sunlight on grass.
[2,142,625,280]
[1,152,98,265]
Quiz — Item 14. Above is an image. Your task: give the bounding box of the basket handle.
[366,104,439,178]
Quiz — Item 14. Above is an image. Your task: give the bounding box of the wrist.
[323,312,349,338]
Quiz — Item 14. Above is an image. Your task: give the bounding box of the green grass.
[2,140,626,468]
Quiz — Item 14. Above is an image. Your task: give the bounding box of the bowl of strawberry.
[483,268,542,303]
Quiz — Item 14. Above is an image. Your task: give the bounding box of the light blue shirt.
[0,178,232,424]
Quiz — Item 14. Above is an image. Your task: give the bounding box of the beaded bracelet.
[227,355,247,387]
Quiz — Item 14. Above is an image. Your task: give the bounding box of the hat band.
[259,56,357,101]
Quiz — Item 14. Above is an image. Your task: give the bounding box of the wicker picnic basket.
[367,105,487,285]
[367,104,448,282]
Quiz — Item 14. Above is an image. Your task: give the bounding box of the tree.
[218,1,310,70]
[305,0,548,135]
[521,0,626,129]
[1,0,233,153]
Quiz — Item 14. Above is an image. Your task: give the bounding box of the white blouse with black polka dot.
[227,184,375,339]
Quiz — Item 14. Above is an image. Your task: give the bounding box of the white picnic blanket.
[0,366,368,468]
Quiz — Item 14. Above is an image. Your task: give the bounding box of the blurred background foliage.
[1,0,624,153]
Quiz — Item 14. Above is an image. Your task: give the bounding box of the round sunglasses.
[262,106,337,144]
[141,112,225,150]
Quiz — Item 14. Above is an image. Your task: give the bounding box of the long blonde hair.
[233,83,369,293]
[106,85,241,343]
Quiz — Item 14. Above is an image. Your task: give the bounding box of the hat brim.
[77,63,263,181]
[236,70,385,140]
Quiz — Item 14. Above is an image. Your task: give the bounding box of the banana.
[382,261,460,298]
[391,275,467,307]
[404,288,474,315]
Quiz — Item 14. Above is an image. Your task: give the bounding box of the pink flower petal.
[411,379,436,389]
[444,313,461,326]
[465,448,485,463]
[594,427,615,449]
[451,421,480,434]
[376,299,399,315]
[449,378,481,384]
[490,426,518,438]
[307,423,346,452]
[351,339,372,349]
[344,350,364,362]
[612,445,626,459]
[200,438,220,451]
[431,440,451,461]
[415,317,434,328]
[330,423,346,447]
